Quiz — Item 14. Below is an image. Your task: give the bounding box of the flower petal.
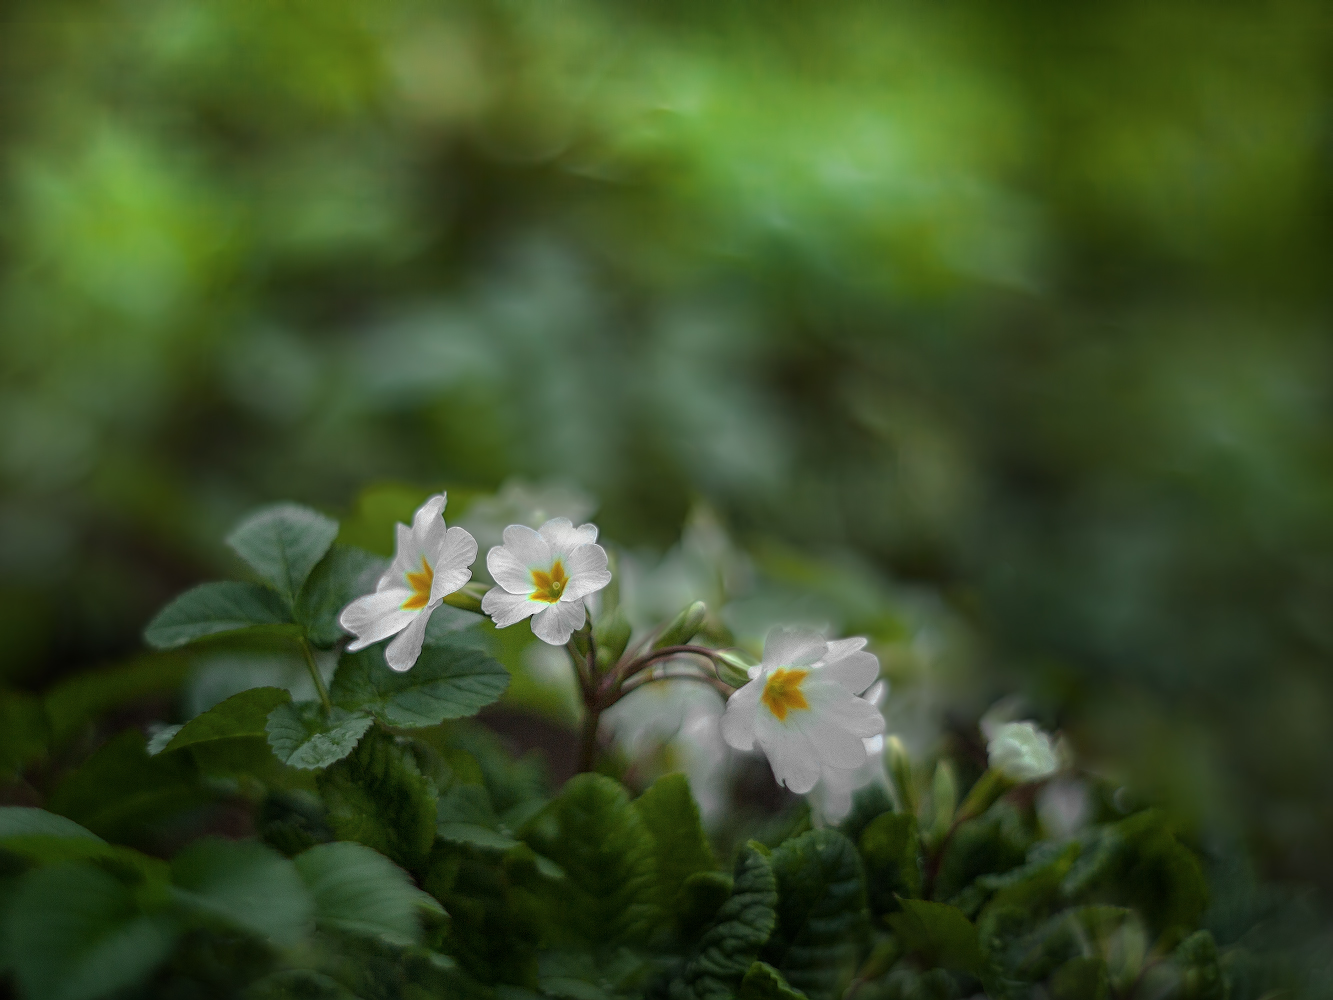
[340,589,417,650]
[385,522,419,582]
[817,649,879,695]
[822,637,868,662]
[430,526,478,602]
[481,587,542,628]
[806,681,886,738]
[531,599,586,645]
[761,628,827,670]
[501,524,551,568]
[793,707,870,770]
[754,710,821,793]
[488,545,537,594]
[721,678,763,751]
[561,543,612,601]
[385,603,436,671]
[412,493,448,541]
[539,517,599,555]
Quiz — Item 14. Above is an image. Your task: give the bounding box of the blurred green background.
[1,0,1330,912]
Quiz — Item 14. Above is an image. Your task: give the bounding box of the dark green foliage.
[522,774,660,951]
[266,702,374,770]
[317,728,438,871]
[739,961,807,1000]
[157,686,292,754]
[226,504,339,608]
[143,582,294,650]
[671,843,778,1000]
[257,791,333,858]
[887,900,983,976]
[932,800,1032,905]
[860,812,921,914]
[295,545,386,648]
[838,784,896,847]
[293,841,441,945]
[762,830,866,1000]
[635,773,717,922]
[170,838,313,945]
[330,642,510,728]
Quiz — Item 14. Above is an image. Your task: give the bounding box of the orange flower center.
[402,557,434,610]
[529,560,568,604]
[761,668,810,721]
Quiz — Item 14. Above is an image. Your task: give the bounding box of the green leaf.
[5,862,179,1000]
[671,843,778,1000]
[318,727,438,870]
[159,687,292,755]
[0,808,168,881]
[677,871,735,937]
[634,773,716,919]
[294,840,442,945]
[521,773,659,950]
[739,962,808,1000]
[837,783,895,847]
[1173,930,1225,1000]
[437,785,520,851]
[265,701,373,770]
[762,829,866,1000]
[933,799,1032,904]
[0,806,102,841]
[226,503,339,606]
[858,811,921,914]
[295,544,387,648]
[46,730,210,844]
[143,581,294,650]
[888,898,985,976]
[170,838,314,945]
[1050,956,1110,1000]
[331,642,509,728]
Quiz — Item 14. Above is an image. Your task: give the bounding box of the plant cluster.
[0,498,1287,999]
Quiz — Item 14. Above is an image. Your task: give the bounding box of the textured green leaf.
[739,961,807,1000]
[143,581,293,650]
[634,773,716,920]
[859,811,921,914]
[170,837,313,945]
[521,773,659,950]
[226,503,339,606]
[331,642,509,728]
[671,843,778,1000]
[677,871,735,937]
[762,829,866,1000]
[438,785,520,851]
[318,727,438,870]
[888,898,985,976]
[159,687,292,755]
[295,544,387,647]
[265,701,373,770]
[5,862,179,1000]
[295,840,441,945]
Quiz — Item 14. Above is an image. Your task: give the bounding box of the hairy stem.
[299,636,333,713]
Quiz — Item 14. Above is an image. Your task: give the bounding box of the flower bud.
[593,608,632,671]
[986,720,1060,783]
[441,580,488,614]
[652,601,707,650]
[885,735,916,817]
[713,648,756,687]
[929,759,957,844]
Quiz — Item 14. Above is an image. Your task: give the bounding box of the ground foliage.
[0,504,1316,999]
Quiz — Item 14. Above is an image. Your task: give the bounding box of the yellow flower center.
[529,560,568,603]
[402,557,434,610]
[761,668,810,721]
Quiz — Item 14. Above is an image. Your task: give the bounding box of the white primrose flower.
[481,518,612,645]
[339,493,478,672]
[721,628,886,795]
[987,720,1060,782]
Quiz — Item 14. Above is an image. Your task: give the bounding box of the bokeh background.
[2,0,1331,950]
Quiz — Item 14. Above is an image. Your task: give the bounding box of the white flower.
[720,628,886,794]
[987,720,1060,782]
[481,518,612,645]
[339,493,478,672]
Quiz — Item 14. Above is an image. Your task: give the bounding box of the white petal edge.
[481,587,543,628]
[488,545,538,595]
[762,628,828,670]
[340,589,416,650]
[430,526,478,602]
[720,678,763,751]
[385,603,436,671]
[531,600,586,645]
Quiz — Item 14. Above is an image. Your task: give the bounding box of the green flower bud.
[929,759,957,844]
[987,721,1060,783]
[713,648,756,687]
[652,600,707,650]
[441,580,488,614]
[885,735,916,817]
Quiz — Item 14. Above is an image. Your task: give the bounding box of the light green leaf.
[5,863,179,1000]
[762,829,866,1000]
[331,642,509,728]
[739,962,808,1000]
[170,837,314,945]
[159,687,292,756]
[265,701,373,770]
[521,773,659,950]
[226,503,339,606]
[143,581,293,650]
[634,773,716,918]
[888,898,985,976]
[295,545,387,648]
[318,728,438,870]
[295,840,442,945]
[671,843,778,1000]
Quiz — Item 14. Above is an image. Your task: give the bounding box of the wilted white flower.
[481,518,612,645]
[339,493,478,671]
[721,628,885,794]
[987,720,1060,782]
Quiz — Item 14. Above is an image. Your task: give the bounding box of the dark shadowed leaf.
[158,686,292,755]
[888,898,985,976]
[295,840,442,945]
[295,545,387,648]
[170,837,314,945]
[739,961,807,1000]
[143,581,293,650]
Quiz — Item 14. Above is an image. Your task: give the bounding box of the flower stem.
[577,703,602,773]
[299,636,333,713]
